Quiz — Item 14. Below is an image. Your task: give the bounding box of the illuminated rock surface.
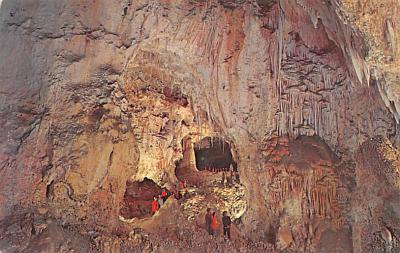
[0,0,399,252]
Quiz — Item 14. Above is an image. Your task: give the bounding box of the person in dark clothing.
[222,211,231,239]
[205,208,212,235]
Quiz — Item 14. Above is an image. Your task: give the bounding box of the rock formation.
[0,0,399,252]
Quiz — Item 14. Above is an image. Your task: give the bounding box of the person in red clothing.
[151,196,158,214]
[211,212,218,235]
[161,189,167,203]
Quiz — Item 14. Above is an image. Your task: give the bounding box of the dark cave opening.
[175,136,240,187]
[194,137,237,172]
[120,178,167,219]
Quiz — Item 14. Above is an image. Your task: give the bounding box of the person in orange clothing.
[211,212,218,235]
[151,196,158,214]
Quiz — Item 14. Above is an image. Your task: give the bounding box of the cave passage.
[120,178,165,219]
[194,137,236,171]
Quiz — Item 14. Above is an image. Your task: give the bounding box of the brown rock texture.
[0,0,399,252]
[352,136,400,253]
[259,136,353,252]
[340,0,400,125]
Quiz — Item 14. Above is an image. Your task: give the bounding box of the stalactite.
[206,102,211,127]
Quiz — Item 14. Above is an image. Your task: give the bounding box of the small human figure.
[161,189,167,203]
[151,196,158,214]
[158,194,163,207]
[222,211,231,239]
[211,212,218,236]
[205,208,212,235]
[221,171,226,186]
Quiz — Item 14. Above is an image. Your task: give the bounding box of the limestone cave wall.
[0,0,399,252]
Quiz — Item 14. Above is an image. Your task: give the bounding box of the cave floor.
[115,168,254,252]
[116,189,271,253]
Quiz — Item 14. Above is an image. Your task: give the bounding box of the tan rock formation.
[340,0,400,124]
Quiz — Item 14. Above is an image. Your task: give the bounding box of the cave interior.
[194,136,237,172]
